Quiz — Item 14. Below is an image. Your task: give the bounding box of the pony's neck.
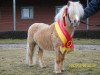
[66,25,74,37]
[65,18,75,37]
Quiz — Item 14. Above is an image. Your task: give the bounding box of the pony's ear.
[67,1,72,6]
[78,1,81,3]
[77,1,81,5]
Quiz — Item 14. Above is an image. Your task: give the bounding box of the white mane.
[68,2,84,19]
[54,1,84,22]
[55,5,68,22]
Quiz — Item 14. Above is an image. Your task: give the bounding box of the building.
[0,0,100,32]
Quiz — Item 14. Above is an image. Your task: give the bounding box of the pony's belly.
[38,40,53,51]
[34,28,54,51]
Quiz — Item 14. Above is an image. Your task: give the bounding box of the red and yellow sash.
[55,19,74,54]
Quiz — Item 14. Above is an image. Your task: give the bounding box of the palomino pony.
[26,1,84,74]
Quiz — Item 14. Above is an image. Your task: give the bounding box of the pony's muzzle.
[72,20,80,27]
[74,20,76,23]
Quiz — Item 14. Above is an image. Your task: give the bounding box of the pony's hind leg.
[26,42,35,66]
[38,48,46,68]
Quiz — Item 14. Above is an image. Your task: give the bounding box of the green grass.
[0,39,100,75]
[0,47,100,75]
[0,39,26,44]
[73,39,100,45]
[0,39,100,45]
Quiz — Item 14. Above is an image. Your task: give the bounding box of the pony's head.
[55,1,84,27]
[67,1,84,26]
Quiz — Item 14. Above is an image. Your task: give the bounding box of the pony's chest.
[51,29,62,48]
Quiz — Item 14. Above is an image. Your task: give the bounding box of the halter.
[68,14,72,24]
[63,8,73,26]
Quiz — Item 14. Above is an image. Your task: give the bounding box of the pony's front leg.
[54,50,65,74]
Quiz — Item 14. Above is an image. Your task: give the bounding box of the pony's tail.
[26,42,30,64]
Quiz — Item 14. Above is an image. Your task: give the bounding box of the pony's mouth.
[74,25,77,27]
[72,23,80,28]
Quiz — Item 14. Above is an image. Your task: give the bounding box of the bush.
[0,30,100,39]
[0,31,27,39]
[74,30,100,39]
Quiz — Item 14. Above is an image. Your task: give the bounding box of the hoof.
[53,72,63,75]
[29,64,33,67]
[40,65,47,68]
[40,64,47,68]
[61,69,65,72]
[53,71,63,75]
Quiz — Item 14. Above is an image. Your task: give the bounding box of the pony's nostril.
[74,20,76,23]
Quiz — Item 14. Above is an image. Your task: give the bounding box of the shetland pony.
[26,1,84,74]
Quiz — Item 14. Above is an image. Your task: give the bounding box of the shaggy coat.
[26,1,84,74]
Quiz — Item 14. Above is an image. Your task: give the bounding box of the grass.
[73,38,100,45]
[0,47,100,75]
[0,39,100,45]
[0,39,26,44]
[0,39,100,75]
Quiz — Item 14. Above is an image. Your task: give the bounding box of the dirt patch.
[75,45,100,50]
[0,44,100,50]
[0,44,100,75]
